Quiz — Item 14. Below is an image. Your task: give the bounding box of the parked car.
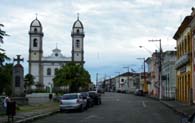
[88,91,101,105]
[81,92,94,108]
[59,93,87,112]
[134,89,144,96]
[97,88,105,94]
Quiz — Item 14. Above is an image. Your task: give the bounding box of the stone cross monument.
[12,55,24,97]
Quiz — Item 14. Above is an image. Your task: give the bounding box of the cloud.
[0,0,194,82]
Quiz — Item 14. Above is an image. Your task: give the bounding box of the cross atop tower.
[77,13,79,20]
[35,13,38,19]
[13,55,24,64]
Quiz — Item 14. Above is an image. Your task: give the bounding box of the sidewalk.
[160,100,195,117]
[0,102,59,123]
[147,95,195,117]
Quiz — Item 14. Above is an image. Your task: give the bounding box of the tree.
[53,62,91,93]
[24,73,34,91]
[0,63,13,95]
[0,24,11,95]
[0,24,10,66]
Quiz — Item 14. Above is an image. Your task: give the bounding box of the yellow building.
[173,14,193,104]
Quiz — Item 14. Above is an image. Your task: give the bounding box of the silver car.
[59,93,87,112]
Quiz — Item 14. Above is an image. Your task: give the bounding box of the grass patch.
[17,102,59,112]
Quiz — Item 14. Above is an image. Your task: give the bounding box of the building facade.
[161,51,176,100]
[173,11,193,104]
[28,16,85,89]
[115,72,139,93]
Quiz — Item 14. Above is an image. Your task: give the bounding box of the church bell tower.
[71,15,85,65]
[28,17,44,84]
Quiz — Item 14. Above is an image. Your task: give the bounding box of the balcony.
[175,53,190,69]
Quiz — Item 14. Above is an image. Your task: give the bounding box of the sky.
[0,0,194,83]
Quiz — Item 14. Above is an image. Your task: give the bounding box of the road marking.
[142,101,146,108]
[80,115,104,122]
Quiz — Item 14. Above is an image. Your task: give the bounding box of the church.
[28,16,85,89]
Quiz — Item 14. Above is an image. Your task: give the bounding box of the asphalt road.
[32,92,180,123]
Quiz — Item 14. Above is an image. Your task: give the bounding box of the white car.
[59,93,87,112]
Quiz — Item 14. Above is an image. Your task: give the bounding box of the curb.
[145,95,190,117]
[16,110,59,123]
[159,101,189,117]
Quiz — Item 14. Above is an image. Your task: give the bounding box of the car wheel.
[79,105,84,112]
[60,109,64,112]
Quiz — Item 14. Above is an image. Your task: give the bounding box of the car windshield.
[62,94,78,100]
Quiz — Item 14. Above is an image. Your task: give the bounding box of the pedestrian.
[3,96,10,109]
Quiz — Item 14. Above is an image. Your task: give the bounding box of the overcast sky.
[0,0,194,83]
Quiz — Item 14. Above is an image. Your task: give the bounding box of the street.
[32,92,180,123]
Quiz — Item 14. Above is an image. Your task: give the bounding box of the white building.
[28,16,85,89]
[162,51,176,99]
[115,72,139,93]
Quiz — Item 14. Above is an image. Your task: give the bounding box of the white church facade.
[28,16,85,89]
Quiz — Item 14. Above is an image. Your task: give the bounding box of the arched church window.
[76,40,80,48]
[33,39,38,47]
[47,68,51,75]
[55,68,58,75]
[77,29,80,33]
[34,28,37,33]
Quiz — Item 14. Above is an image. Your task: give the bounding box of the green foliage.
[24,73,34,90]
[0,63,13,95]
[53,62,91,92]
[0,24,12,95]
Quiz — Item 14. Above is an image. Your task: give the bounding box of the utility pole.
[123,66,130,88]
[115,72,120,89]
[137,58,146,93]
[149,39,162,100]
[96,73,98,91]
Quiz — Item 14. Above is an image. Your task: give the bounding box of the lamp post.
[148,39,162,100]
[137,58,146,93]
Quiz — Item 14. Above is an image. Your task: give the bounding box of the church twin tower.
[28,16,85,87]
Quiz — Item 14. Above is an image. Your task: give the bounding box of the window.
[55,53,58,57]
[77,29,80,33]
[15,76,20,87]
[76,40,80,48]
[33,39,38,47]
[47,68,51,75]
[34,28,37,32]
[55,68,58,75]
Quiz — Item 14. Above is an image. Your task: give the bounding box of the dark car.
[88,91,101,105]
[81,92,94,108]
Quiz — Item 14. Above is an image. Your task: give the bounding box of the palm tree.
[0,24,10,66]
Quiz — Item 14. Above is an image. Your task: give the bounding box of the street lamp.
[148,39,162,100]
[139,45,153,54]
[137,58,146,93]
